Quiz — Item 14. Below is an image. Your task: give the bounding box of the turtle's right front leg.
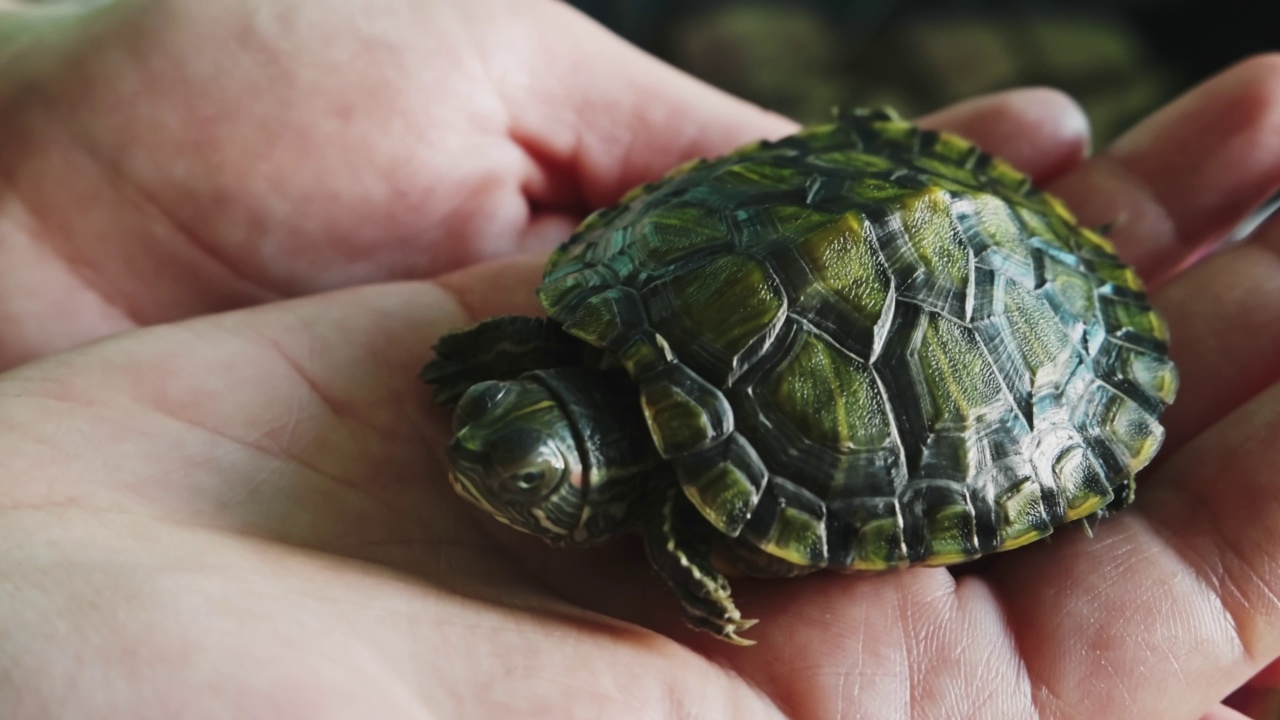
[643,485,758,645]
[421,316,585,405]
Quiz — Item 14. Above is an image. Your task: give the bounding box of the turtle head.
[445,369,658,545]
[446,378,593,544]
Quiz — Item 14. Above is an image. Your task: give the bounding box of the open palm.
[2,1,1280,718]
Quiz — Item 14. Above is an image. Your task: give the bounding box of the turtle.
[420,107,1177,645]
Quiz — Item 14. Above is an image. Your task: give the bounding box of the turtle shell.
[536,108,1177,570]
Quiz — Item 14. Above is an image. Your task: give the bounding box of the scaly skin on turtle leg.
[421,316,585,404]
[643,485,758,645]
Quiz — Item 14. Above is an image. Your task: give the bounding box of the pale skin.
[1,1,1279,718]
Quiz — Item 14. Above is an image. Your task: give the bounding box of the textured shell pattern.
[536,110,1177,570]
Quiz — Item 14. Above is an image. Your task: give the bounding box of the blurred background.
[570,0,1274,146]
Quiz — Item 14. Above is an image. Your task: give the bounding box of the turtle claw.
[677,583,758,644]
[644,486,759,644]
[719,618,760,647]
[682,606,758,646]
[715,626,758,647]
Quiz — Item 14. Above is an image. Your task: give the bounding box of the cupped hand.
[3,1,1280,718]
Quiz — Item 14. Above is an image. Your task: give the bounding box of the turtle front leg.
[643,486,758,645]
[421,316,585,405]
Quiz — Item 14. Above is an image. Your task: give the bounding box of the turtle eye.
[500,447,567,497]
[508,469,547,491]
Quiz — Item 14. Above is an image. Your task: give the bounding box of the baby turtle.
[422,108,1177,644]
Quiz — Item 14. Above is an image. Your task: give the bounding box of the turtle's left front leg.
[643,485,758,645]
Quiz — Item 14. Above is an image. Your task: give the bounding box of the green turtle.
[421,108,1177,644]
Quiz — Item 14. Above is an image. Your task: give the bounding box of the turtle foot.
[644,486,758,645]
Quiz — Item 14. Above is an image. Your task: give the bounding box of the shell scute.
[767,331,894,453]
[632,200,731,270]
[646,254,787,384]
[880,187,974,322]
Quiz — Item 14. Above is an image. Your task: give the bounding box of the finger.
[1149,211,1280,455]
[501,1,1090,211]
[916,87,1090,184]
[489,0,792,212]
[1046,53,1280,285]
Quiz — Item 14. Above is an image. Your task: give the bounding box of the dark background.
[570,0,1276,144]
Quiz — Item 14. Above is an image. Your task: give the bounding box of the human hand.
[3,1,1280,718]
